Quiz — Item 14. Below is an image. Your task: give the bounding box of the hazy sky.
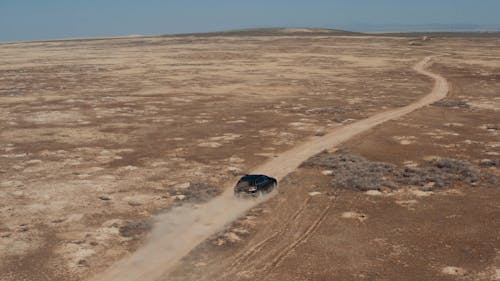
[1,0,500,42]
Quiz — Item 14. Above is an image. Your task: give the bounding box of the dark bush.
[307,106,359,115]
[432,100,469,108]
[303,152,396,191]
[179,182,221,203]
[305,151,483,191]
[119,221,152,237]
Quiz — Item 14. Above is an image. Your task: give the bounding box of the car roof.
[239,174,266,182]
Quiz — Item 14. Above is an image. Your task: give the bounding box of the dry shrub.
[395,158,480,189]
[119,221,152,237]
[307,106,359,115]
[179,182,221,203]
[303,152,396,191]
[432,100,469,108]
[304,151,483,191]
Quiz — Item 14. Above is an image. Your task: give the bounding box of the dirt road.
[89,56,449,281]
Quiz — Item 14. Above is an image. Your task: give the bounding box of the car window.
[255,177,267,185]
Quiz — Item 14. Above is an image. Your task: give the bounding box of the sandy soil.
[89,56,447,281]
[0,32,499,281]
[164,38,500,281]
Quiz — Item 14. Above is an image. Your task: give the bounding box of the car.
[234,174,277,197]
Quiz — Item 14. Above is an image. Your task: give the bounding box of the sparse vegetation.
[306,106,360,115]
[432,100,470,108]
[303,151,396,191]
[395,158,481,189]
[176,182,221,203]
[304,151,486,191]
[119,221,152,238]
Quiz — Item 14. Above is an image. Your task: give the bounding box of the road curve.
[89,56,448,281]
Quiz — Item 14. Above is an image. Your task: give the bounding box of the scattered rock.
[480,159,499,167]
[226,119,246,124]
[123,195,152,206]
[229,156,245,163]
[442,266,467,276]
[214,238,225,246]
[224,232,241,243]
[341,212,367,222]
[198,142,222,148]
[403,161,418,168]
[122,165,138,171]
[175,182,191,189]
[410,189,433,197]
[98,196,111,201]
[396,200,418,209]
[365,190,383,196]
[174,194,186,201]
[308,191,322,196]
[228,166,245,175]
[392,136,416,145]
[25,159,42,165]
[321,170,334,176]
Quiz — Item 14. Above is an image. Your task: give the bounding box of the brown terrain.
[0,29,499,281]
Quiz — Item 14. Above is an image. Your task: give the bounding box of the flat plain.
[0,30,499,281]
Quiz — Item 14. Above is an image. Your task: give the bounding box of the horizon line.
[1,26,500,45]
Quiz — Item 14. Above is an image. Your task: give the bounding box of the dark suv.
[234,174,277,197]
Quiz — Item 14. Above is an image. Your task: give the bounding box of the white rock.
[123,165,138,171]
[442,266,466,276]
[198,142,222,148]
[308,191,322,196]
[365,190,383,196]
[321,170,334,176]
[174,195,186,201]
[25,159,42,165]
[411,190,433,197]
[341,212,368,222]
[175,182,190,189]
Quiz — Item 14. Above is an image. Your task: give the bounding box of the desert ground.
[0,29,499,281]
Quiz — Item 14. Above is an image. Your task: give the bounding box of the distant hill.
[378,32,500,38]
[3,27,499,45]
[169,28,361,37]
[167,27,500,38]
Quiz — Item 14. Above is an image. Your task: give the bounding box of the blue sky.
[1,0,500,42]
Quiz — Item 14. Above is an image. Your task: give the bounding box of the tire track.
[220,196,313,279]
[264,196,336,272]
